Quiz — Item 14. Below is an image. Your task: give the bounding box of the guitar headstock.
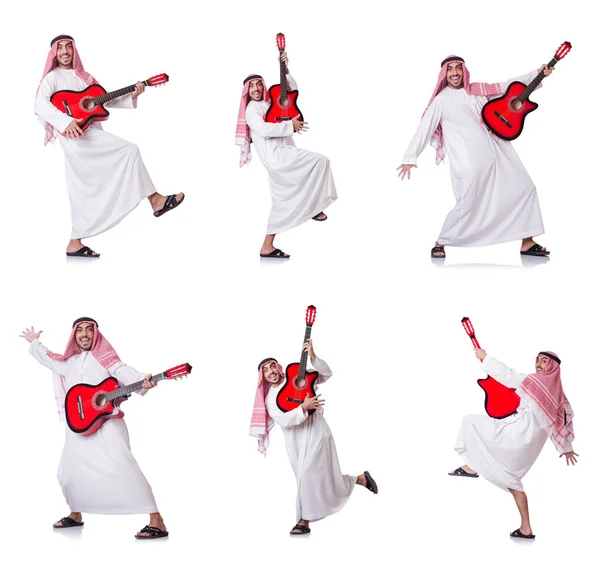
[147,73,170,87]
[276,33,286,53]
[555,41,572,60]
[461,317,475,337]
[305,305,317,327]
[164,363,192,380]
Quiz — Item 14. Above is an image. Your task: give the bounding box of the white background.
[0,1,598,561]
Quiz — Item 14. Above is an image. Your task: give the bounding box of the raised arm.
[245,102,294,139]
[480,354,526,388]
[22,326,68,374]
[312,356,332,385]
[400,98,443,167]
[35,75,75,133]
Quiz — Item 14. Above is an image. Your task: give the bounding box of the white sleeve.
[266,394,309,428]
[104,93,137,109]
[311,356,332,385]
[401,98,442,165]
[481,355,526,388]
[245,102,294,139]
[108,362,148,396]
[35,75,74,133]
[29,339,68,374]
[286,73,298,91]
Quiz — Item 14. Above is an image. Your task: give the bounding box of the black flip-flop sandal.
[135,525,169,540]
[290,524,311,536]
[312,213,327,222]
[260,248,290,259]
[153,194,185,218]
[431,246,446,258]
[53,516,84,528]
[448,467,479,478]
[364,471,378,494]
[520,243,549,257]
[66,246,100,258]
[510,528,535,539]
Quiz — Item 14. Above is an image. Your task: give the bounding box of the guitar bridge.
[275,117,292,121]
[62,100,73,117]
[286,398,303,403]
[77,396,84,419]
[493,111,512,128]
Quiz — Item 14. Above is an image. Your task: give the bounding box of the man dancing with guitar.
[398,53,557,259]
[35,35,184,258]
[235,42,337,258]
[249,338,377,536]
[449,348,578,539]
[21,318,168,539]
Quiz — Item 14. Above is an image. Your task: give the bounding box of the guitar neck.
[104,371,165,401]
[518,56,558,102]
[93,79,149,105]
[296,325,313,382]
[279,50,288,100]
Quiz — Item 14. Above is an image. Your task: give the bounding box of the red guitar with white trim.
[65,362,191,435]
[461,318,520,419]
[50,73,169,133]
[276,306,318,414]
[481,42,571,140]
[265,33,303,123]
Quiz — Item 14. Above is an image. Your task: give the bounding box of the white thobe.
[266,356,355,521]
[246,75,338,234]
[402,71,545,246]
[454,355,572,492]
[29,339,158,514]
[35,68,156,239]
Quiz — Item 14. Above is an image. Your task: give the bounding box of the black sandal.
[520,243,549,257]
[448,467,479,478]
[53,516,84,528]
[153,194,185,218]
[260,248,290,259]
[135,525,169,539]
[66,246,100,258]
[364,471,378,494]
[312,212,328,222]
[431,246,446,258]
[290,524,311,536]
[510,528,535,539]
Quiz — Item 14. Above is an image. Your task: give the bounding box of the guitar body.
[481,82,538,141]
[477,375,521,419]
[65,376,125,436]
[265,85,303,123]
[276,362,319,413]
[51,84,110,133]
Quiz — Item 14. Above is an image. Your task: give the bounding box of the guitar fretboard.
[517,56,558,102]
[104,371,165,401]
[296,325,312,383]
[278,52,288,101]
[93,80,150,105]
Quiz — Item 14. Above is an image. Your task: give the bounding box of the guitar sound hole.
[95,394,107,407]
[279,97,290,108]
[295,378,306,389]
[510,99,523,111]
[82,98,95,111]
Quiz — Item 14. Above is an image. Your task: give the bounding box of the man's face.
[56,40,74,69]
[535,355,549,373]
[446,62,463,89]
[75,322,94,351]
[248,79,264,101]
[262,361,282,386]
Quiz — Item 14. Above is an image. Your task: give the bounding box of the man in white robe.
[35,35,184,258]
[398,55,554,258]
[449,348,578,539]
[235,52,337,258]
[21,318,168,539]
[249,340,377,535]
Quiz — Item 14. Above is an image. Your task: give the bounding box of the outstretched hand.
[397,164,417,180]
[21,326,42,343]
[302,393,325,412]
[560,451,579,466]
[292,114,308,133]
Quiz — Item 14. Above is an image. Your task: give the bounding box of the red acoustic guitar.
[65,362,191,435]
[265,33,303,123]
[50,73,169,133]
[461,318,520,419]
[481,41,571,140]
[276,305,318,414]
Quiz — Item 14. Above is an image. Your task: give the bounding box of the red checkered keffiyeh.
[249,359,283,455]
[36,35,97,146]
[235,74,270,167]
[47,319,121,420]
[424,55,504,164]
[519,352,575,454]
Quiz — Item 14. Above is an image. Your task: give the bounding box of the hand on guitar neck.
[537,63,554,77]
[474,348,488,362]
[141,374,157,390]
[303,339,316,362]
